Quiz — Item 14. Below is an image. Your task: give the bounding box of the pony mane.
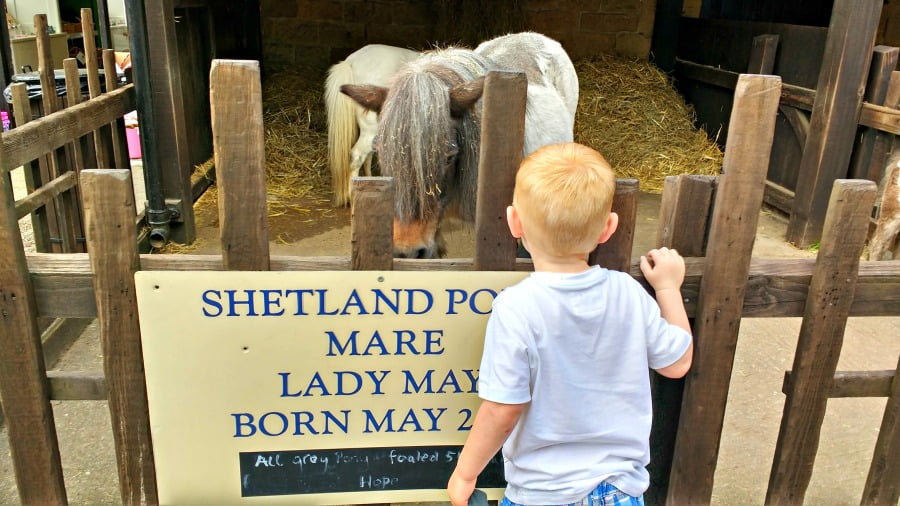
[376,47,490,222]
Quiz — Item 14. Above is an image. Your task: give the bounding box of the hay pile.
[574,54,723,193]
[261,67,331,205]
[254,55,721,210]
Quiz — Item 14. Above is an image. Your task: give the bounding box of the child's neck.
[530,252,593,273]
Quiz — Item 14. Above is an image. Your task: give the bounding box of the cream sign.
[135,270,527,505]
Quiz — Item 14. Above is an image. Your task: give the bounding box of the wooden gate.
[1,60,899,505]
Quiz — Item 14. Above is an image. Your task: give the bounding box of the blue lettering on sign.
[445,288,498,315]
[232,410,351,437]
[278,371,390,397]
[326,330,445,356]
[362,408,447,433]
[402,369,478,394]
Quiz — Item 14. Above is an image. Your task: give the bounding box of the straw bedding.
[257,54,721,204]
[176,53,723,252]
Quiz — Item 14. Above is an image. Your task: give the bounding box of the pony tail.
[325,59,359,207]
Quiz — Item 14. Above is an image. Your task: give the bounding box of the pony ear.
[449,76,485,118]
[340,84,388,114]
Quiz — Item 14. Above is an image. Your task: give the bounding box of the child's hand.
[640,247,685,292]
[447,470,477,506]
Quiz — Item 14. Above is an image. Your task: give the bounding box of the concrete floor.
[2,171,899,505]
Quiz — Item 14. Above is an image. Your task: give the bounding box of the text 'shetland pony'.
[341,32,578,258]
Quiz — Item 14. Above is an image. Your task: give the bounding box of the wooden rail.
[674,59,900,135]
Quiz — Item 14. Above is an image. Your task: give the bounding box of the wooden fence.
[1,60,899,505]
[673,0,900,251]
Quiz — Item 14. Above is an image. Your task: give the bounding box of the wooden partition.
[1,63,900,505]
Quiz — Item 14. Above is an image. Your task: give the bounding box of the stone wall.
[260,0,655,71]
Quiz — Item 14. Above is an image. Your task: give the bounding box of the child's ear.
[506,206,523,238]
[597,212,619,244]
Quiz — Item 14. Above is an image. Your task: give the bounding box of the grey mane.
[376,47,490,223]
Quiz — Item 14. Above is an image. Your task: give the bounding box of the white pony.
[325,44,421,206]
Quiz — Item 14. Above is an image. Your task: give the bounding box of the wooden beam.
[667,74,782,505]
[0,136,67,504]
[656,175,716,256]
[848,46,899,180]
[782,370,894,398]
[47,370,107,400]
[786,0,884,248]
[677,59,900,135]
[14,172,76,219]
[474,71,526,271]
[767,179,877,504]
[210,60,269,271]
[81,169,158,505]
[22,253,900,318]
[0,85,136,172]
[862,354,900,505]
[351,177,394,271]
[590,179,639,272]
[82,8,116,168]
[11,83,51,252]
[747,34,779,75]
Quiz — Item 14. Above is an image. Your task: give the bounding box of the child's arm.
[640,247,693,378]
[447,400,524,506]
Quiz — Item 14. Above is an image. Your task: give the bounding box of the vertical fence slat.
[103,49,131,170]
[64,59,89,173]
[82,169,158,505]
[210,59,269,271]
[848,46,899,182]
[747,34,779,75]
[656,175,716,257]
[646,173,716,504]
[351,177,394,270]
[82,8,115,168]
[766,180,877,504]
[474,71,526,271]
[11,82,52,252]
[861,353,900,505]
[667,74,782,505]
[0,148,67,506]
[786,0,883,248]
[589,178,638,272]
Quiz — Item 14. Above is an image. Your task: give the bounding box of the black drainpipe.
[122,0,172,247]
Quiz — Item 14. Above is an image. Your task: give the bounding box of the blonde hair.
[513,142,616,256]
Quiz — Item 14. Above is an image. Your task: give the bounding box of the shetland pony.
[325,44,420,206]
[341,32,578,258]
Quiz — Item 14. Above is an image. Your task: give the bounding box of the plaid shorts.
[500,481,644,506]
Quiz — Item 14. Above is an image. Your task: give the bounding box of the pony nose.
[395,246,430,259]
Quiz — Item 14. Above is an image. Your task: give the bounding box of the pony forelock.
[375,48,488,223]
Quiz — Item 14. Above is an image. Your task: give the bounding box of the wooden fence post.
[848,46,899,183]
[474,71,526,271]
[666,74,782,505]
[11,83,53,252]
[82,168,158,505]
[765,179,877,504]
[352,177,394,270]
[81,9,116,169]
[862,353,900,505]
[0,144,67,506]
[589,179,638,272]
[786,0,883,248]
[210,59,269,271]
[646,174,716,505]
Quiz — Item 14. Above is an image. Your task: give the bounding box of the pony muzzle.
[392,219,446,259]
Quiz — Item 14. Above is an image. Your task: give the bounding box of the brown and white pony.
[341,32,578,258]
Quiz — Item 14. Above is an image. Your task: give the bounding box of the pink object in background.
[126,127,142,159]
[1,111,9,131]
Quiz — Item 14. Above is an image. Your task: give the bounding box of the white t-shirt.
[478,266,692,504]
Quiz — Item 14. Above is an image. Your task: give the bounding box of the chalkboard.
[239,445,506,497]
